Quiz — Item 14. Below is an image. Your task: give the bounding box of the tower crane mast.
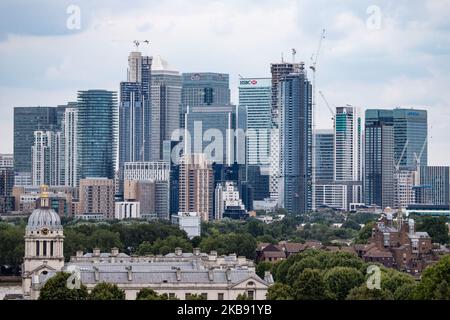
[318,90,335,122]
[310,29,326,212]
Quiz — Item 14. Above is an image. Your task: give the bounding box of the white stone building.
[171,212,201,239]
[115,201,140,219]
[22,188,272,300]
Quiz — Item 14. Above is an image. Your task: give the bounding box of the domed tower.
[22,185,64,299]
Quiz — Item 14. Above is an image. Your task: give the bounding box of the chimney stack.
[111,247,119,257]
[93,248,100,257]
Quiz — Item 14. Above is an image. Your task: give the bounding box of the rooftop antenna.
[281,52,284,63]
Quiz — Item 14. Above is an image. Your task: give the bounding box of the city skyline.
[1,0,450,166]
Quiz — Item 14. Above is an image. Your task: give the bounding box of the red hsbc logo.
[240,79,258,85]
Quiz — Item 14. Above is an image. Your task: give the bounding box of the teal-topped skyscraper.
[334,106,363,207]
[77,90,118,179]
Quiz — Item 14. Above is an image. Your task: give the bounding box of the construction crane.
[393,140,410,213]
[395,140,409,173]
[310,29,326,74]
[112,39,150,51]
[414,136,427,169]
[318,90,335,122]
[310,29,326,212]
[413,136,428,185]
[133,39,150,50]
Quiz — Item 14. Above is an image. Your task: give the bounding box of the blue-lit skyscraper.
[279,64,312,214]
[393,108,428,170]
[77,90,117,179]
[119,51,152,168]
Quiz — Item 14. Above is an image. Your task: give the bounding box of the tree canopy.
[413,255,450,299]
[89,282,125,300]
[135,288,174,300]
[416,217,450,245]
[39,272,89,300]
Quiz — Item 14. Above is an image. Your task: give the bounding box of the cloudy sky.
[1,0,449,164]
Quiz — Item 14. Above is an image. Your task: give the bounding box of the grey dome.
[27,208,62,231]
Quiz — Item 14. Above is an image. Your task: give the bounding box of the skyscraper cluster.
[7,47,449,220]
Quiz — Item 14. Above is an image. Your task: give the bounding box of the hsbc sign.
[240,79,258,86]
[239,78,271,87]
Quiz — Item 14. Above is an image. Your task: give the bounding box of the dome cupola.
[26,185,62,232]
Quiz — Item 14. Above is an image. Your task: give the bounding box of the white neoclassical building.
[22,186,65,299]
[22,186,273,300]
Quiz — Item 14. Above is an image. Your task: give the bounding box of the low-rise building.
[171,212,201,239]
[21,191,272,300]
[78,178,115,218]
[11,185,76,216]
[356,214,438,275]
[256,241,323,263]
[115,201,140,220]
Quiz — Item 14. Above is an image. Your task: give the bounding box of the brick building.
[357,214,437,275]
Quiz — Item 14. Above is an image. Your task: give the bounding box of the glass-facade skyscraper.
[181,72,230,110]
[77,90,117,180]
[393,108,428,170]
[239,77,271,200]
[364,109,395,209]
[61,107,79,187]
[334,106,363,207]
[269,62,302,203]
[417,166,449,205]
[151,55,182,160]
[314,129,334,183]
[14,107,58,175]
[184,105,246,166]
[119,51,152,168]
[279,65,312,214]
[334,106,362,182]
